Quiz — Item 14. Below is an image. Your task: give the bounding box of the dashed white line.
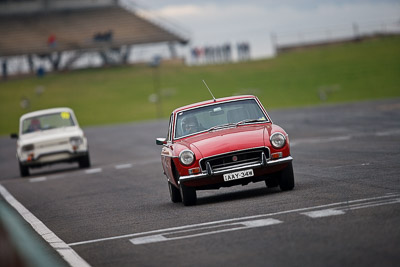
[130,218,282,245]
[26,160,149,183]
[0,184,91,267]
[302,209,345,218]
[49,174,66,180]
[85,168,102,174]
[291,129,400,147]
[375,129,400,136]
[115,164,132,170]
[332,162,371,169]
[131,234,167,245]
[29,176,47,183]
[302,198,400,218]
[343,198,400,211]
[291,135,352,147]
[68,193,400,247]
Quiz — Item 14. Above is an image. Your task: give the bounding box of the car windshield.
[174,99,267,139]
[22,111,75,134]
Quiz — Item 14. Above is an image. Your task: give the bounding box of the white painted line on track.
[21,158,156,184]
[26,159,156,183]
[343,198,400,211]
[302,209,345,218]
[291,135,352,147]
[130,218,282,245]
[85,168,102,174]
[29,177,47,183]
[49,174,66,180]
[331,162,371,169]
[131,158,161,166]
[0,184,91,267]
[115,163,132,170]
[291,129,400,147]
[68,193,400,247]
[375,129,400,136]
[302,198,400,218]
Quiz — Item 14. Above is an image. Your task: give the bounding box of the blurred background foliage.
[1,36,399,135]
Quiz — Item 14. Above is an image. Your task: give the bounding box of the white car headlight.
[22,144,34,152]
[70,136,83,146]
[270,133,286,149]
[179,150,195,166]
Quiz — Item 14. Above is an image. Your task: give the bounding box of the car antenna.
[202,80,216,102]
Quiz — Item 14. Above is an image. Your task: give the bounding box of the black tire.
[19,162,29,177]
[79,153,91,168]
[180,183,197,206]
[265,176,279,188]
[278,162,295,191]
[168,181,182,203]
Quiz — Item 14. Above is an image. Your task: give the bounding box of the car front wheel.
[79,153,91,168]
[180,184,197,206]
[168,181,182,203]
[278,162,295,191]
[19,162,29,177]
[265,175,279,188]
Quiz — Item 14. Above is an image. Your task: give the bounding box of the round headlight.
[22,144,34,152]
[179,150,195,166]
[70,137,83,146]
[270,132,286,149]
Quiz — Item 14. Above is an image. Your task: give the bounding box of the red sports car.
[156,95,294,206]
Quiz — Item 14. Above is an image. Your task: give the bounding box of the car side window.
[167,114,173,142]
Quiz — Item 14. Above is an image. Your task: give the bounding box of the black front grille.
[200,148,269,172]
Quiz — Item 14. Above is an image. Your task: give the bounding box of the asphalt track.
[1,98,400,267]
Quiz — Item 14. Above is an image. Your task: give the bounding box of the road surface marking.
[302,197,400,218]
[22,158,169,182]
[130,218,282,245]
[291,135,352,147]
[332,162,371,169]
[302,209,345,218]
[291,129,400,147]
[0,184,91,267]
[68,193,400,247]
[85,168,102,174]
[29,176,47,183]
[49,174,66,180]
[115,164,132,169]
[131,234,167,244]
[375,129,400,136]
[343,198,400,211]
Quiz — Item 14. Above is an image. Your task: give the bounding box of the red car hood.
[179,125,270,158]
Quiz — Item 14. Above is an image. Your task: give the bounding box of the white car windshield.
[175,99,268,139]
[22,112,75,134]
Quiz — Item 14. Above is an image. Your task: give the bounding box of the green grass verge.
[1,36,400,136]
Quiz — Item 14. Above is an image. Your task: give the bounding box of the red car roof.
[173,95,257,114]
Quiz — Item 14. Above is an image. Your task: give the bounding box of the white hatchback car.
[11,107,90,177]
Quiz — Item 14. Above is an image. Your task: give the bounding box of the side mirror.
[156,138,167,145]
[10,133,18,139]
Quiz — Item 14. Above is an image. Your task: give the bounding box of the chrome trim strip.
[160,153,178,158]
[179,156,293,183]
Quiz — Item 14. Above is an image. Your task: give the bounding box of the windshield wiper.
[208,120,266,132]
[235,119,266,126]
[207,123,236,132]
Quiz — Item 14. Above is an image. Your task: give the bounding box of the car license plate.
[223,169,254,182]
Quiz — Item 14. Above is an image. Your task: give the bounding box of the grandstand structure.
[0,0,189,77]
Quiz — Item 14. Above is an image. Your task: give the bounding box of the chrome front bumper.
[179,155,293,183]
